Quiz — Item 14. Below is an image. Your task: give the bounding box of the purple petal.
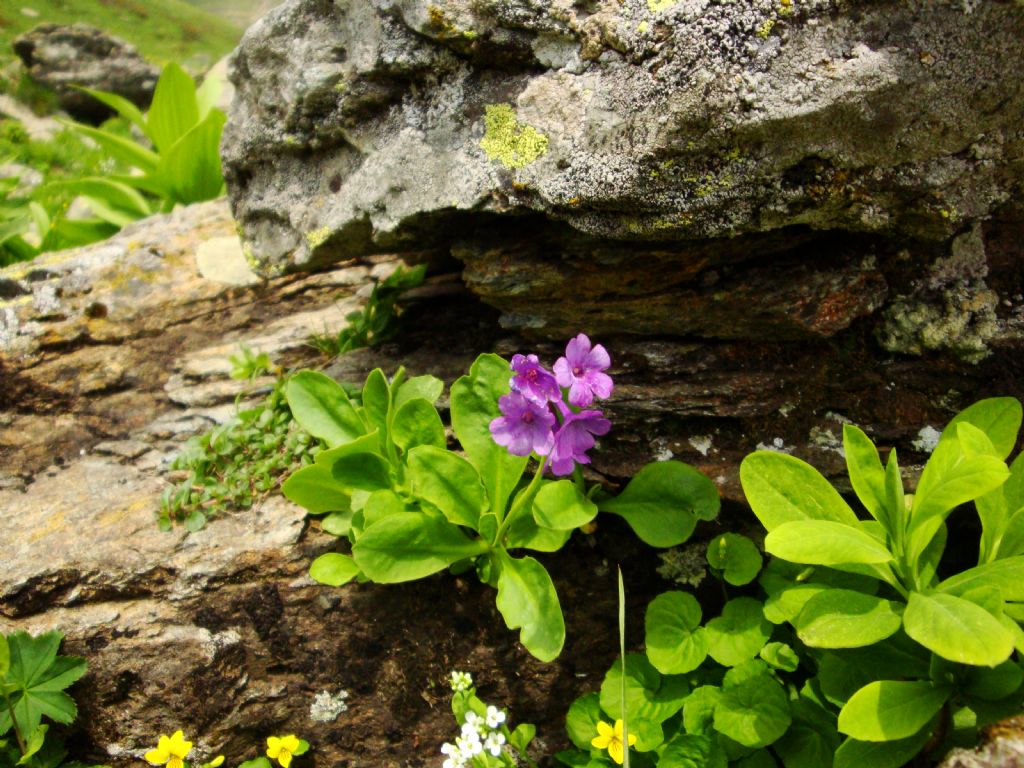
[567,378,594,408]
[587,371,614,401]
[564,334,591,367]
[553,356,573,388]
[585,343,611,371]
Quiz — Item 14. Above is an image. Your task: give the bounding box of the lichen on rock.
[479,104,549,170]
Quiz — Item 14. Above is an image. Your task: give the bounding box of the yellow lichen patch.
[479,104,549,170]
[306,226,332,249]
[779,0,794,16]
[637,20,649,33]
[647,0,677,13]
[757,19,776,39]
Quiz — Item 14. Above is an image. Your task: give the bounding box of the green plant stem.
[493,457,548,545]
[2,690,26,754]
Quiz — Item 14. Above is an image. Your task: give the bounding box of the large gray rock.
[13,24,161,122]
[223,0,1024,341]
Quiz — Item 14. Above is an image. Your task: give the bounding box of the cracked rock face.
[223,0,1024,341]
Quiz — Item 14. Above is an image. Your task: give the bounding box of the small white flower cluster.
[441,707,508,768]
[449,671,474,693]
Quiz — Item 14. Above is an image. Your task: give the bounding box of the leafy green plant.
[307,265,427,358]
[282,345,718,661]
[66,62,227,211]
[159,350,321,532]
[557,397,1024,768]
[0,631,87,768]
[440,671,538,768]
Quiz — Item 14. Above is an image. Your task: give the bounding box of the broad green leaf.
[314,432,383,467]
[659,734,727,768]
[505,510,572,552]
[740,452,861,531]
[352,513,486,583]
[598,461,718,547]
[331,452,393,492]
[147,63,200,153]
[533,480,598,530]
[645,591,707,675]
[407,446,487,528]
[903,592,1013,666]
[714,674,792,748]
[705,598,773,667]
[509,723,536,754]
[734,750,776,768]
[2,632,87,739]
[763,584,828,625]
[817,639,931,707]
[0,634,9,680]
[76,87,147,132]
[964,659,1024,701]
[938,397,1022,461]
[838,680,948,741]
[45,178,151,218]
[774,695,840,768]
[765,521,894,566]
[939,555,1024,600]
[62,121,159,173]
[450,354,528,513]
[833,730,932,768]
[361,369,391,438]
[321,511,352,537]
[599,654,688,732]
[795,589,902,648]
[1005,452,1024,511]
[565,693,603,750]
[884,449,906,543]
[494,550,564,662]
[361,490,407,528]
[195,71,224,119]
[707,533,762,586]
[18,724,48,765]
[392,398,446,452]
[286,371,365,447]
[759,642,800,672]
[153,109,227,204]
[995,506,1024,560]
[843,425,889,528]
[909,431,1010,557]
[683,685,721,736]
[309,553,360,586]
[282,464,350,514]
[394,375,444,411]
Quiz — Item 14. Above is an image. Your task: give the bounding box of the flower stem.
[493,457,547,546]
[3,690,26,755]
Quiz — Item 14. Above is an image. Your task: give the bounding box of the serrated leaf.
[3,632,87,740]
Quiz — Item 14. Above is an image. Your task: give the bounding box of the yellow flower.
[145,731,193,768]
[266,735,301,768]
[591,720,636,765]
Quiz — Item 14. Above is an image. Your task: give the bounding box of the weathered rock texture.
[13,24,160,122]
[223,0,1024,340]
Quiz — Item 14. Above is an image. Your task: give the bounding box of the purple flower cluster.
[489,334,613,476]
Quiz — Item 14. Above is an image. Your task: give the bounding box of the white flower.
[456,735,483,760]
[484,732,506,757]
[485,706,506,729]
[449,671,473,692]
[464,711,483,729]
[441,743,465,768]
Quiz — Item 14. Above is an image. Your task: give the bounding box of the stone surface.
[13,23,161,123]
[940,717,1024,768]
[195,235,259,286]
[223,0,1024,349]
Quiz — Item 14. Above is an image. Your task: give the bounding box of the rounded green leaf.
[964,659,1024,701]
[759,642,799,672]
[659,734,726,768]
[407,446,487,528]
[565,693,602,750]
[833,730,932,768]
[352,513,487,583]
[795,589,903,649]
[683,686,721,736]
[286,371,365,447]
[645,592,708,675]
[713,674,791,748]
[903,592,1013,666]
[361,490,407,528]
[309,553,360,586]
[392,398,446,452]
[598,461,718,547]
[394,374,444,410]
[331,452,393,492]
[599,653,689,729]
[838,681,949,742]
[740,452,861,531]
[707,533,763,586]
[765,521,894,566]
[321,511,352,537]
[282,464,351,514]
[533,480,598,530]
[494,550,565,662]
[705,598,773,667]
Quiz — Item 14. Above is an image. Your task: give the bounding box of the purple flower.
[549,406,611,476]
[553,334,614,408]
[510,354,561,405]
[489,391,556,457]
